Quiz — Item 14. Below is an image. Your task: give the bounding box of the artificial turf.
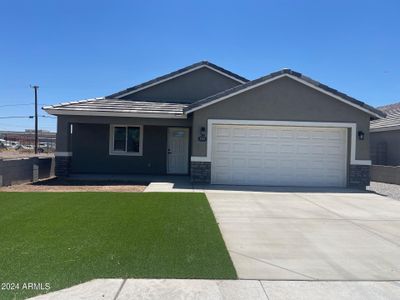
[0,192,236,299]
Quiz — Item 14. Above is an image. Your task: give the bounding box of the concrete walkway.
[30,279,400,300]
[143,180,365,193]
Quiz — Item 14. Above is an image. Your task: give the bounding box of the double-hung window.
[109,125,143,156]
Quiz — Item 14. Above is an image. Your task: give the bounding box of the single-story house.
[43,61,385,189]
[370,102,400,166]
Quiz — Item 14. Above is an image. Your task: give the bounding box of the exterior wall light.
[358,131,365,140]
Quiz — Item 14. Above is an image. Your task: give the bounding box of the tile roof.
[107,61,249,98]
[185,69,385,119]
[43,98,188,118]
[370,102,400,130]
[43,64,385,121]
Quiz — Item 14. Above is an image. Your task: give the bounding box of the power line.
[0,102,49,108]
[0,115,56,119]
[0,116,33,119]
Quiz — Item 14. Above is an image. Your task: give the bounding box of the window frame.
[109,124,143,156]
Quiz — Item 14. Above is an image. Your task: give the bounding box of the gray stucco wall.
[0,156,54,186]
[370,130,400,166]
[70,124,169,174]
[56,117,72,153]
[121,67,241,103]
[191,76,371,161]
[371,165,400,184]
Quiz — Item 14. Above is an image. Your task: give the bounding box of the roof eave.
[43,108,187,119]
[370,125,400,132]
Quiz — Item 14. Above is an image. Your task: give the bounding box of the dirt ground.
[0,149,54,159]
[0,178,146,192]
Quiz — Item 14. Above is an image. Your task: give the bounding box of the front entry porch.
[54,116,192,177]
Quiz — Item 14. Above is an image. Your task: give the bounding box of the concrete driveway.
[207,190,400,280]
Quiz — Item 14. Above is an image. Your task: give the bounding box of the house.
[370,102,400,166]
[43,61,385,189]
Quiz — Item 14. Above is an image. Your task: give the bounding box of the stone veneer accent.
[55,156,71,177]
[191,161,211,183]
[349,165,370,189]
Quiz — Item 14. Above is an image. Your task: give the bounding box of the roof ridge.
[42,97,104,109]
[377,101,400,111]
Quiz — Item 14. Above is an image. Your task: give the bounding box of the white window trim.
[109,125,143,156]
[191,119,371,166]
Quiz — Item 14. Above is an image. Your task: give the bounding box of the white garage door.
[211,125,347,187]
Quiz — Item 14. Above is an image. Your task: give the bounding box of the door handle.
[168,149,172,154]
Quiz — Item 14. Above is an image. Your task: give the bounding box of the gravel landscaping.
[367,181,400,201]
[0,178,146,192]
[0,149,54,159]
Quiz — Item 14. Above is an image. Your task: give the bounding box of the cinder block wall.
[0,157,55,186]
[371,165,400,185]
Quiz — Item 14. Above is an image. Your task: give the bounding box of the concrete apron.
[29,279,400,300]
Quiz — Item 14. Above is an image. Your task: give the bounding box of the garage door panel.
[310,131,326,140]
[325,145,343,155]
[296,131,311,139]
[233,127,247,137]
[231,159,246,168]
[248,143,263,153]
[264,144,279,153]
[280,144,296,153]
[247,127,264,138]
[280,129,295,139]
[211,124,347,187]
[263,159,279,169]
[264,129,279,138]
[215,142,230,153]
[246,175,265,185]
[248,158,263,168]
[232,143,247,153]
[297,147,312,155]
[214,170,231,183]
[213,157,231,167]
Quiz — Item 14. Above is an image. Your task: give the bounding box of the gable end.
[108,61,248,99]
[185,70,385,119]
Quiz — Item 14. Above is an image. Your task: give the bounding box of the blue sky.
[0,0,399,131]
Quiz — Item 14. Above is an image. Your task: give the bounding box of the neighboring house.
[43,61,385,189]
[370,102,400,166]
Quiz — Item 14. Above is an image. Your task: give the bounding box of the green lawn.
[0,192,236,299]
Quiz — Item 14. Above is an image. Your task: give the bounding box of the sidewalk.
[30,279,400,300]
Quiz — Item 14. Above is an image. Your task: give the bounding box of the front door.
[167,127,189,174]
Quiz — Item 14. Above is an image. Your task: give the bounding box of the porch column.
[55,117,72,177]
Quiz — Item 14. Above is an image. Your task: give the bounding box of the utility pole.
[31,85,39,154]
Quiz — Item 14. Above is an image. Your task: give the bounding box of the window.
[109,125,143,156]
